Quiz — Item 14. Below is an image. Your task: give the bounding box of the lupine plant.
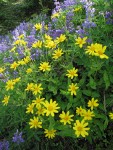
[0,0,113,149]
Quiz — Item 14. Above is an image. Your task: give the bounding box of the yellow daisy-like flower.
[36,106,45,116]
[43,99,60,117]
[76,106,85,116]
[44,34,52,41]
[32,96,45,108]
[29,116,42,129]
[18,59,26,65]
[44,129,56,139]
[55,34,66,44]
[39,62,51,72]
[5,80,15,91]
[23,56,31,64]
[51,12,59,19]
[32,83,43,95]
[34,23,42,30]
[2,95,10,106]
[59,111,74,125]
[26,103,35,114]
[52,48,64,59]
[82,109,95,120]
[75,37,87,48]
[73,120,90,137]
[13,77,21,84]
[44,40,56,49]
[32,40,42,48]
[85,43,97,56]
[94,43,108,59]
[109,112,113,119]
[88,98,99,110]
[26,68,33,74]
[66,68,78,79]
[10,61,19,70]
[68,83,79,96]
[25,83,34,91]
[0,67,5,73]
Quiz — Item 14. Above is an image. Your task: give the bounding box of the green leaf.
[103,70,110,89]
[82,90,91,96]
[89,77,96,89]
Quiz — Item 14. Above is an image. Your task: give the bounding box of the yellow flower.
[109,112,113,119]
[32,40,42,48]
[25,83,34,91]
[29,116,42,129]
[23,56,31,64]
[43,99,60,117]
[34,23,42,30]
[44,34,52,41]
[44,40,56,49]
[51,12,59,19]
[10,47,16,52]
[6,80,15,91]
[32,96,45,108]
[13,77,21,84]
[88,98,99,110]
[74,6,82,12]
[75,37,87,48]
[94,43,108,59]
[26,103,35,114]
[39,62,51,72]
[66,68,78,79]
[2,95,10,106]
[59,111,74,125]
[0,67,5,73]
[76,106,85,116]
[52,48,64,59]
[18,60,26,65]
[44,129,56,139]
[68,83,79,96]
[85,43,97,56]
[82,109,95,120]
[36,106,45,116]
[10,62,19,70]
[14,40,27,46]
[32,83,43,95]
[26,68,33,74]
[73,120,90,137]
[18,34,24,39]
[55,34,66,44]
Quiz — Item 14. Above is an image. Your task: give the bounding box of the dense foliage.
[0,0,113,149]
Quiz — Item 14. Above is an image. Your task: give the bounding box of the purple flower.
[0,140,9,150]
[12,130,24,145]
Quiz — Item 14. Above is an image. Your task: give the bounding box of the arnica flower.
[29,116,42,129]
[26,68,33,74]
[23,56,31,64]
[44,40,56,49]
[5,80,15,91]
[76,106,85,116]
[44,34,52,41]
[75,37,87,48]
[18,34,24,39]
[44,129,56,139]
[52,48,64,59]
[34,23,42,30]
[32,96,45,108]
[43,99,60,117]
[88,98,99,110]
[2,95,10,106]
[13,77,21,84]
[10,61,19,70]
[0,67,5,73]
[32,40,42,48]
[12,130,24,145]
[39,62,51,72]
[26,103,35,114]
[51,12,59,19]
[68,83,79,96]
[25,83,34,91]
[36,106,45,116]
[32,83,43,95]
[73,120,90,137]
[59,111,74,125]
[82,109,95,120]
[13,40,27,46]
[94,43,108,59]
[66,68,78,79]
[109,112,113,119]
[55,34,66,44]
